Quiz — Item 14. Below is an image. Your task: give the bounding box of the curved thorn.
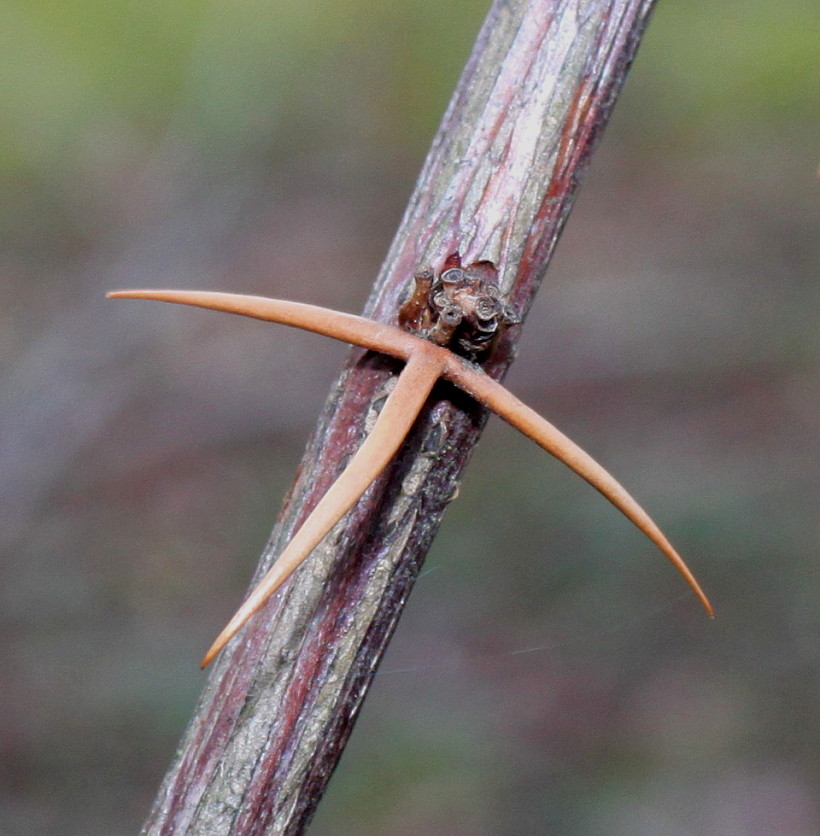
[445,360,714,617]
[200,349,444,667]
[109,288,713,661]
[107,290,422,362]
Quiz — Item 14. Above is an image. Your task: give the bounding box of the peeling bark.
[142,1,658,833]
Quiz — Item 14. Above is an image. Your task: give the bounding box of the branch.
[142,1,658,833]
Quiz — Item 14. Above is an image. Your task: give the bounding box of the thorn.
[444,360,714,618]
[110,288,714,666]
[107,289,420,361]
[199,350,444,666]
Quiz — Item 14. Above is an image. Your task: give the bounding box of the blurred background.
[1,0,817,833]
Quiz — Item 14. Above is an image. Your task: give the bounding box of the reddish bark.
[142,1,658,833]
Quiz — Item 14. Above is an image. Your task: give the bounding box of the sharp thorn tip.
[200,648,217,669]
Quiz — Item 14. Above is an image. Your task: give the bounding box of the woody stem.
[141,3,664,834]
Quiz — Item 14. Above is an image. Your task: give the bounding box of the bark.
[142,1,658,833]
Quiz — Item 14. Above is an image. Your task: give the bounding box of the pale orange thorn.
[199,348,444,667]
[109,289,713,664]
[444,363,715,618]
[106,290,421,362]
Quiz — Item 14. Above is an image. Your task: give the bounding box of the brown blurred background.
[1,1,817,833]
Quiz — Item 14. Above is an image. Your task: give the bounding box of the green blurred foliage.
[636,1,817,131]
[0,0,481,178]
[2,0,815,180]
